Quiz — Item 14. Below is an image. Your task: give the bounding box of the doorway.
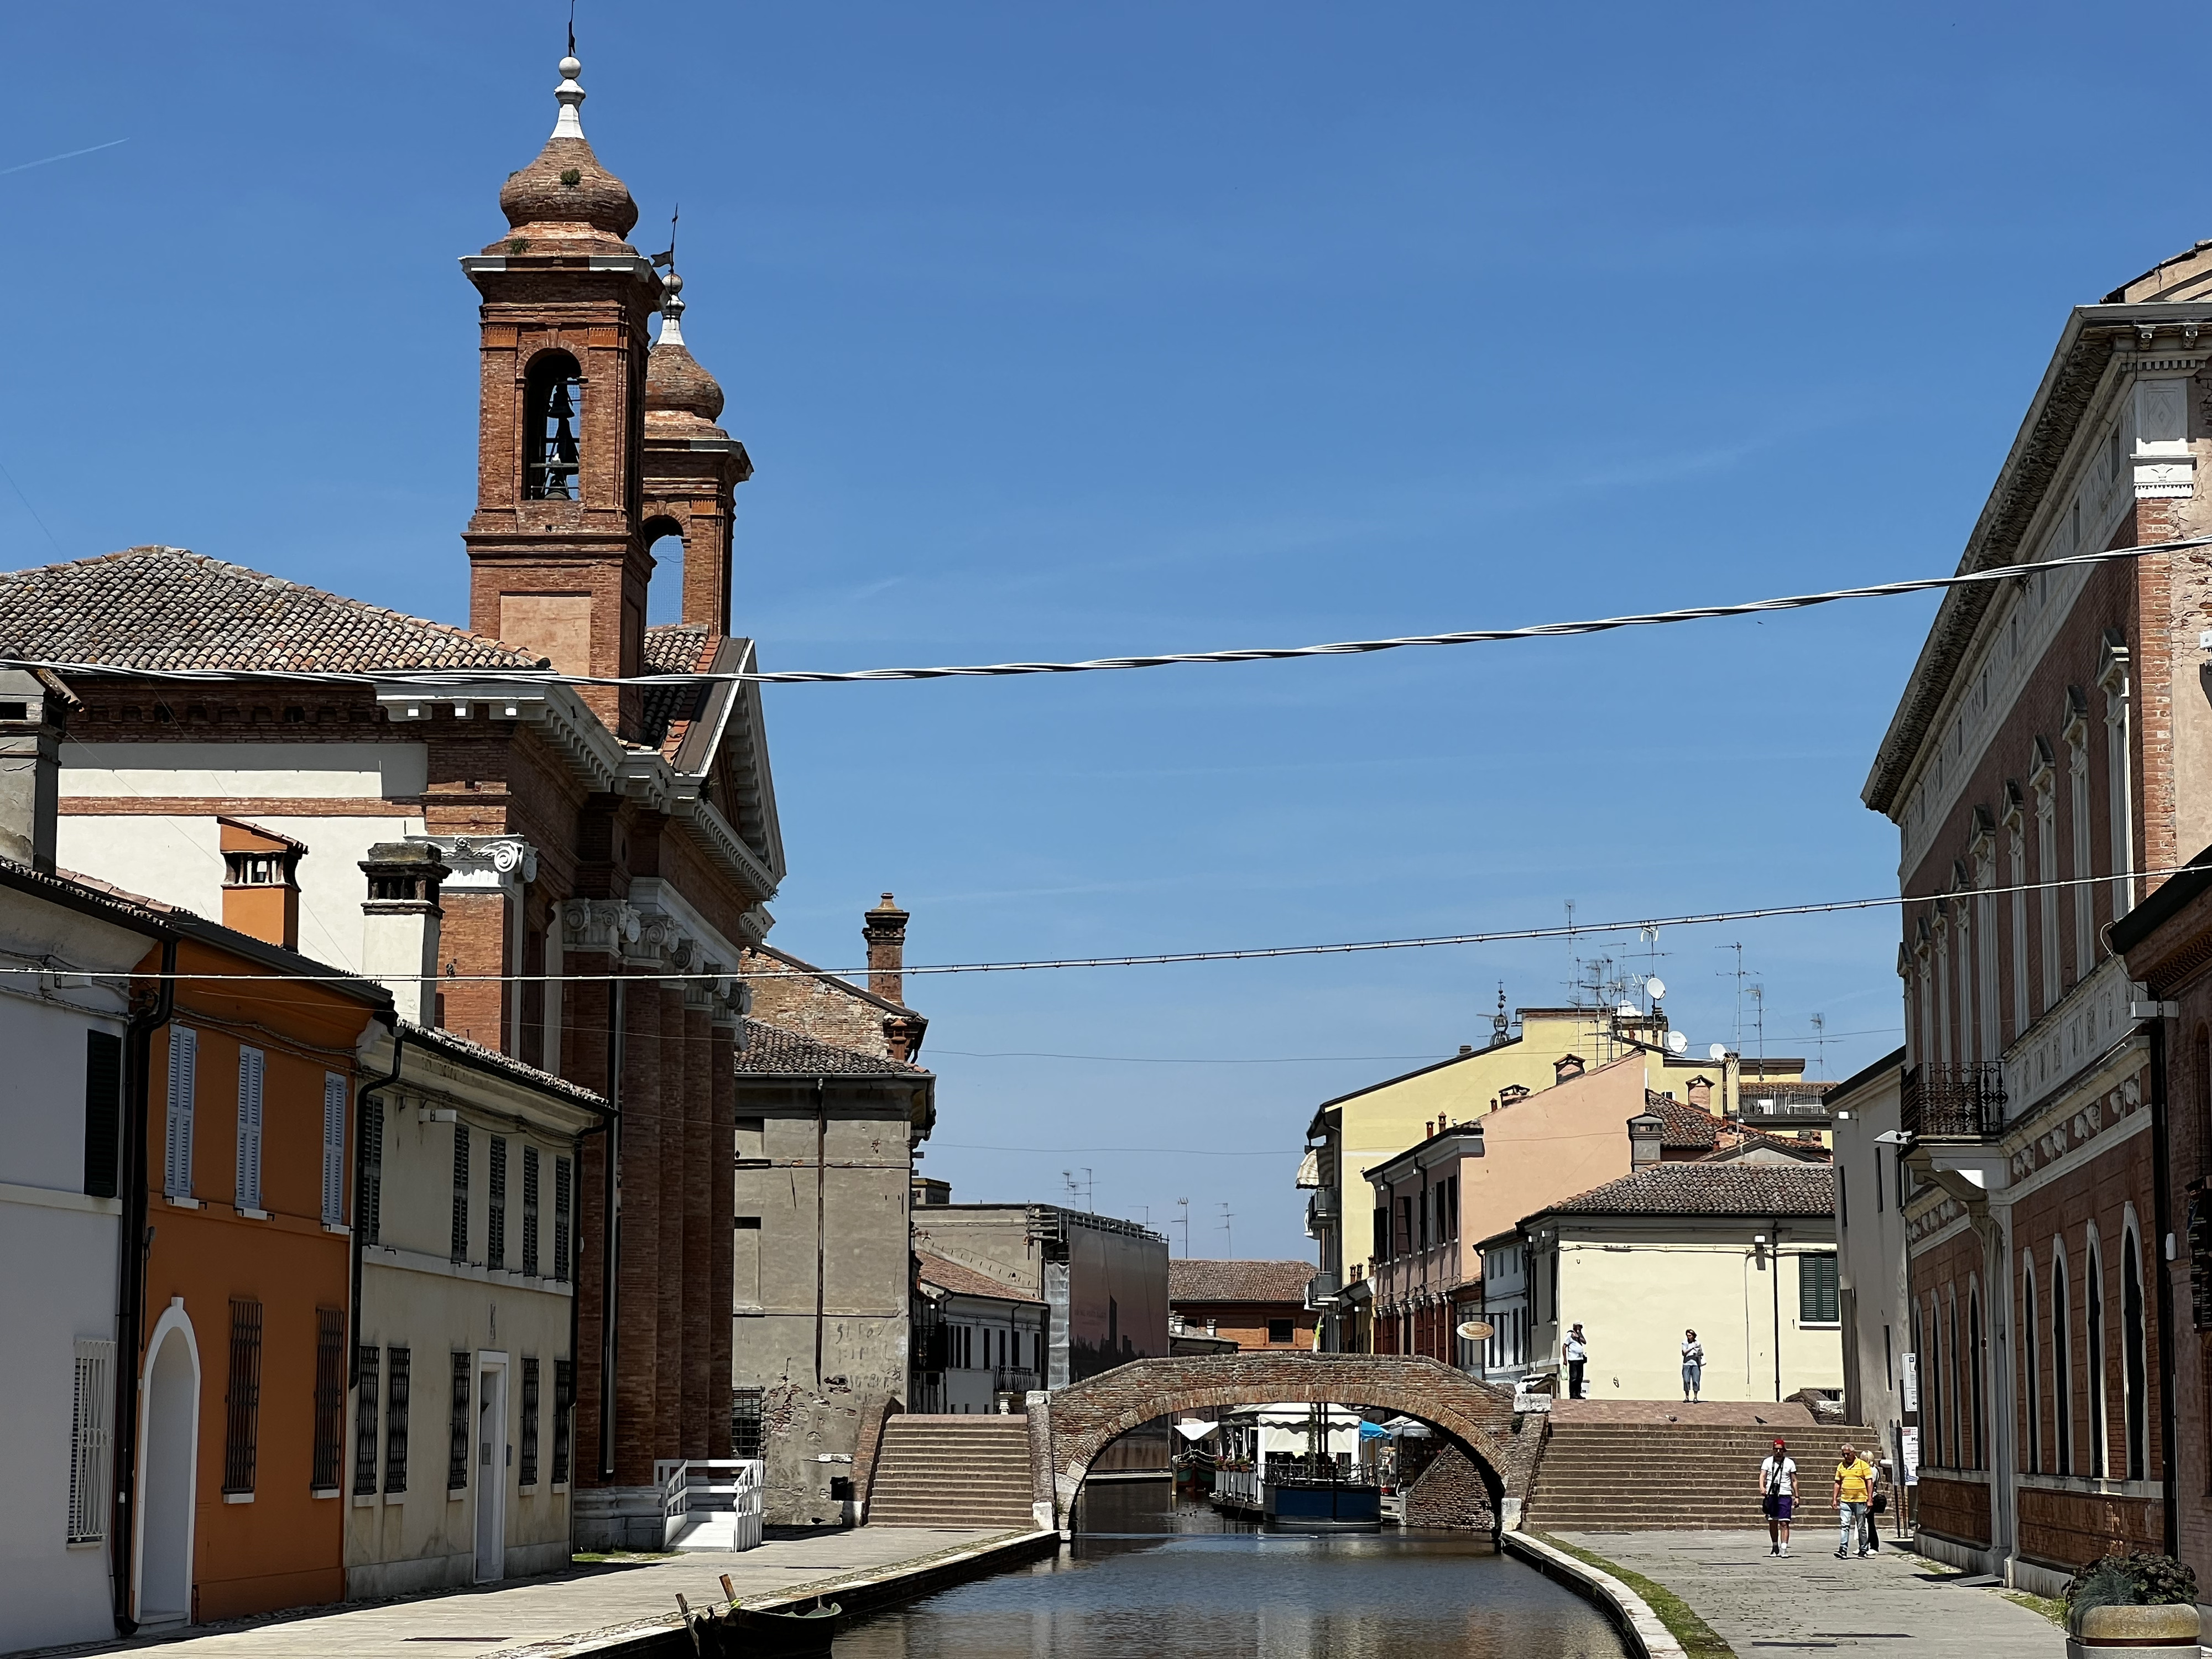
[473,1355,508,1584]
[136,1306,200,1625]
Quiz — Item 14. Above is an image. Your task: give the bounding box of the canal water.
[836,1481,1628,1658]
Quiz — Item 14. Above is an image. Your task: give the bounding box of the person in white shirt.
[1563,1323,1589,1399]
[1757,1437,1797,1557]
[1681,1329,1705,1403]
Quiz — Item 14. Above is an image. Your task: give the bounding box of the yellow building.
[1301,1003,1807,1349]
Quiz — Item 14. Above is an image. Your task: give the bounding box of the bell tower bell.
[460,53,662,739]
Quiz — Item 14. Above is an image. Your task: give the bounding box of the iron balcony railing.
[1900,1062,2007,1141]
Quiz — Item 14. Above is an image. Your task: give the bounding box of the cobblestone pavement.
[40,1528,1029,1659]
[1553,1529,2068,1657]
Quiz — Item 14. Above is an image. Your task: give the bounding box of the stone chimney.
[219,817,307,951]
[1627,1108,1664,1167]
[1553,1053,1585,1084]
[1686,1075,1714,1110]
[0,669,63,873]
[360,842,448,1025]
[864,892,910,1006]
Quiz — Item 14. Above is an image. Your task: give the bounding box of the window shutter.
[236,1048,264,1210]
[322,1073,347,1225]
[67,1338,114,1543]
[84,1031,122,1199]
[165,1028,196,1199]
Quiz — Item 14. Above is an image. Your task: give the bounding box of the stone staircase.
[1524,1418,1876,1531]
[864,1414,1039,1528]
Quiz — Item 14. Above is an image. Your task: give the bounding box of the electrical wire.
[2,538,2201,691]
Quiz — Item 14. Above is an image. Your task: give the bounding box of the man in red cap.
[1757,1437,1797,1557]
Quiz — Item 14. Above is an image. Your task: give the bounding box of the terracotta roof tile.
[916,1251,1042,1305]
[1532,1163,1834,1221]
[734,1018,930,1077]
[1169,1259,1313,1305]
[641,623,714,755]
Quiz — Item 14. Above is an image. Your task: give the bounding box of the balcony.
[1901,1062,2007,1141]
[1307,1270,1342,1307]
[1310,1186,1340,1220]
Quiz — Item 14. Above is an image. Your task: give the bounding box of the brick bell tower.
[642,272,752,636]
[461,51,662,739]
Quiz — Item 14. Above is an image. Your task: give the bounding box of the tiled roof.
[916,1251,1042,1305]
[1647,1093,1721,1151]
[0,547,545,672]
[734,1018,930,1077]
[641,623,713,754]
[1534,1163,1834,1221]
[400,1020,607,1109]
[1169,1259,1314,1305]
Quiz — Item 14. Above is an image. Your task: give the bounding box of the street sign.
[1900,1351,1918,1412]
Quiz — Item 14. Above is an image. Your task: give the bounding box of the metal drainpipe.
[1772,1219,1783,1402]
[2147,1010,2179,1558]
[599,978,623,1481]
[351,1015,405,1392]
[815,1077,827,1387]
[109,934,177,1637]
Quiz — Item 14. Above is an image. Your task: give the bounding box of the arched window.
[2086,1233,2109,1479]
[1947,1292,1963,1468]
[2052,1244,2073,1474]
[523,351,583,500]
[2023,1258,2041,1474]
[1925,1296,1944,1467]
[2123,1226,2148,1481]
[1968,1286,1985,1470]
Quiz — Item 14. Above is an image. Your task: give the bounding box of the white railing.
[1214,1468,1261,1506]
[656,1458,765,1551]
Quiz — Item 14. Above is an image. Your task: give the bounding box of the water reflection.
[837,1481,1626,1659]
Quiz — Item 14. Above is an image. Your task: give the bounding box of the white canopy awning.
[1174,1418,1219,1441]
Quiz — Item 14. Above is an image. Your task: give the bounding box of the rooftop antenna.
[1809,1012,1827,1076]
[1176,1197,1190,1257]
[1716,942,1749,1052]
[1749,983,1766,1071]
[1219,1201,1234,1256]
[1491,983,1510,1048]
[567,0,576,59]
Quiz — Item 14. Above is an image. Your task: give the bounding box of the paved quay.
[40,1528,1045,1659]
[1554,1530,2067,1657]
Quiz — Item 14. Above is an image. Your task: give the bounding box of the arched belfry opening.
[641,514,686,627]
[522,351,584,500]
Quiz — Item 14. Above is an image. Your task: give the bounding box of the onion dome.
[646,274,728,434]
[490,55,639,250]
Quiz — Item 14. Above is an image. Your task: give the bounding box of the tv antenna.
[1176,1197,1191,1257]
[1218,1201,1234,1256]
[1809,1012,1828,1076]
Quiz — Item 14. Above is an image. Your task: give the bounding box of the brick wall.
[1404,1441,1497,1530]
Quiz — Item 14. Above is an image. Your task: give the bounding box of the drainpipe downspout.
[2147,1009,2179,1559]
[351,1015,405,1392]
[599,978,624,1481]
[815,1077,827,1388]
[1772,1219,1783,1403]
[110,934,177,1637]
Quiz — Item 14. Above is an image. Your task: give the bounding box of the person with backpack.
[1563,1323,1589,1399]
[1833,1443,1876,1559]
[1680,1329,1704,1403]
[1757,1437,1796,1557]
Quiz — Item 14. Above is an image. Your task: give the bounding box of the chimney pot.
[863,890,910,1007]
[360,841,449,1025]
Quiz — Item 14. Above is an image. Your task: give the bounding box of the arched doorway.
[135,1302,200,1625]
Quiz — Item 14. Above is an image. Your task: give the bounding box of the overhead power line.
[1,538,2201,691]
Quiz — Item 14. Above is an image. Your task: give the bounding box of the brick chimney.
[864,892,909,1006]
[0,669,62,873]
[361,842,448,1025]
[1686,1075,1714,1110]
[1553,1053,1585,1084]
[219,817,307,951]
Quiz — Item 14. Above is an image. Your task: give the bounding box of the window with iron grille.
[384,1346,410,1493]
[732,1387,765,1460]
[521,1146,540,1277]
[67,1338,114,1543]
[447,1353,471,1490]
[487,1136,507,1272]
[312,1308,345,1492]
[450,1125,470,1264]
[358,1090,384,1245]
[84,1031,122,1199]
[520,1358,540,1486]
[553,1156,572,1281]
[552,1359,574,1485]
[1799,1254,1840,1324]
[223,1300,264,1494]
[353,1345,380,1495]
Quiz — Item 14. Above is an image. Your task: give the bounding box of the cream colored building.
[1514,1162,1841,1403]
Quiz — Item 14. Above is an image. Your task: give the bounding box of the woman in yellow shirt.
[1832,1444,1875,1559]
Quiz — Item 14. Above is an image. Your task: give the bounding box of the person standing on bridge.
[1758,1437,1796,1557]
[1680,1329,1704,1403]
[1563,1323,1589,1399]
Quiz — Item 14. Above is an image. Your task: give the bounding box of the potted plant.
[2065,1552,2200,1658]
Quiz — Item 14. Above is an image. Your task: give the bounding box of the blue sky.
[1,3,2183,1258]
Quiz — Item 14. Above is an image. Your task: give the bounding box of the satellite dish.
[1709,1042,1729,1061]
[1646,977,1666,1001]
[1457,1320,1495,1342]
[1667,1031,1688,1055]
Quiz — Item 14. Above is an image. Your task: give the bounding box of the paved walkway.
[1554,1530,2067,1657]
[43,1528,1033,1659]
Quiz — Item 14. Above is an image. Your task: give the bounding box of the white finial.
[658,272,686,346]
[553,55,586,140]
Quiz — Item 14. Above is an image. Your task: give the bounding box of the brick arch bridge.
[1024,1354,1537,1535]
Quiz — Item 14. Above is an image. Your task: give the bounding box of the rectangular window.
[522,1146,540,1278]
[312,1307,345,1493]
[321,1073,347,1227]
[520,1358,540,1486]
[354,1344,381,1496]
[553,1156,572,1282]
[358,1090,384,1245]
[223,1298,264,1494]
[84,1031,122,1199]
[1267,1318,1294,1344]
[735,1214,763,1307]
[236,1047,265,1211]
[447,1353,471,1491]
[67,1338,114,1543]
[487,1136,507,1273]
[1397,1197,1413,1259]
[552,1359,574,1485]
[1373,1205,1390,1263]
[164,1027,197,1199]
[385,1346,411,1494]
[731,1386,763,1461]
[451,1126,471,1264]
[1800,1254,1840,1324]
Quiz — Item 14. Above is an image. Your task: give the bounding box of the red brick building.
[1167,1260,1318,1352]
[1862,237,2212,1590]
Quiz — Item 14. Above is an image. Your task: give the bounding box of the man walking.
[1833,1442,1875,1559]
[1681,1329,1704,1404]
[1564,1323,1589,1399]
[1758,1437,1796,1557]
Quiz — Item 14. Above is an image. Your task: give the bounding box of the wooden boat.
[680,1593,842,1659]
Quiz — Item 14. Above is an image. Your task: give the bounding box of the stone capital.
[560,897,640,957]
[415,833,539,895]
